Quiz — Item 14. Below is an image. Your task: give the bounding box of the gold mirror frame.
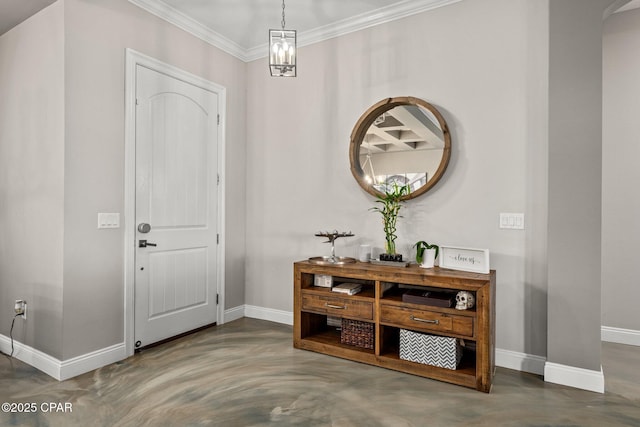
[349,96,451,200]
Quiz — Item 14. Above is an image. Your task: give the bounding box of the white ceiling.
[132,0,640,61]
[129,0,463,61]
[162,0,408,49]
[2,0,640,60]
[0,0,56,35]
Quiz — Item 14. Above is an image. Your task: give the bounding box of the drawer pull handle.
[325,303,346,310]
[410,315,439,325]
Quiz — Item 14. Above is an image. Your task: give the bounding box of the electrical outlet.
[499,213,525,230]
[15,300,26,319]
[98,213,120,229]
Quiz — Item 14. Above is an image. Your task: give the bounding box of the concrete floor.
[1,318,639,427]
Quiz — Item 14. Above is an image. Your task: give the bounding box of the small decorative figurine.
[455,291,475,310]
[309,230,355,264]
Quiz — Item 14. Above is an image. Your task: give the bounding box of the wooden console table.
[293,260,496,392]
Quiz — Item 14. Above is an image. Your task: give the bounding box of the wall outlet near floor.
[15,300,27,319]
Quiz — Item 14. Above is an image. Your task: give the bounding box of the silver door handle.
[138,223,151,233]
[139,240,157,248]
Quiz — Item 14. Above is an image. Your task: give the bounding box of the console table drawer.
[380,304,474,337]
[302,294,373,320]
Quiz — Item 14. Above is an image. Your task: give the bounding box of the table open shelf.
[293,260,495,392]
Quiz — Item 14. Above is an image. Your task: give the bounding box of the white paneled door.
[134,65,219,349]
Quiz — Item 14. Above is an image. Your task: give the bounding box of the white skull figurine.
[455,291,475,310]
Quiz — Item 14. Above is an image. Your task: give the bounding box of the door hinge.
[217,234,220,244]
[136,98,140,106]
[217,174,220,185]
[217,114,220,125]
[216,294,219,305]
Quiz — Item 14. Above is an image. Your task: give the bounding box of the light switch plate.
[98,213,120,229]
[499,213,524,230]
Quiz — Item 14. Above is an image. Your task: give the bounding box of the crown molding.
[246,0,461,60]
[128,0,250,61]
[615,0,640,13]
[130,0,461,63]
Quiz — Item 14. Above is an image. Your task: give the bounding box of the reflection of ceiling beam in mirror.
[407,105,443,136]
[363,133,388,144]
[361,105,444,153]
[349,96,452,201]
[375,114,402,128]
[394,105,444,146]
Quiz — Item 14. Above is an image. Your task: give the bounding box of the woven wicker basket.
[340,318,374,349]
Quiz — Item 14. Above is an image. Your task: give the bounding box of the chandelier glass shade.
[269,0,296,77]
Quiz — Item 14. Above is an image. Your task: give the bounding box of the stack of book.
[327,315,342,327]
[331,283,362,295]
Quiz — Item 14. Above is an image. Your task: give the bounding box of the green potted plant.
[414,241,439,268]
[370,183,410,261]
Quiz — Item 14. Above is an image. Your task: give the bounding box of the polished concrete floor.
[1,318,639,427]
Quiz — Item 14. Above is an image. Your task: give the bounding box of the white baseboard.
[1,304,266,380]
[223,305,245,323]
[496,348,606,393]
[0,334,62,379]
[4,307,615,392]
[601,325,640,346]
[495,348,546,375]
[544,361,604,393]
[244,305,293,326]
[58,343,126,381]
[0,334,126,381]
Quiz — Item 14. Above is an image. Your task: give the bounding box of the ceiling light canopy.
[269,0,296,77]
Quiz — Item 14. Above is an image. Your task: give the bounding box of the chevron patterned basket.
[399,329,463,370]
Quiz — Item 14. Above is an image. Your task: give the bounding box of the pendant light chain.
[281,0,286,30]
[269,0,296,77]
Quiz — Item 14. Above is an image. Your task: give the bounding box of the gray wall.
[602,8,640,332]
[245,0,551,359]
[0,1,65,359]
[547,0,613,372]
[0,0,247,361]
[60,0,247,359]
[2,0,630,378]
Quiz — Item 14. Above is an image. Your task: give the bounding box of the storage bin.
[399,329,462,370]
[340,318,374,349]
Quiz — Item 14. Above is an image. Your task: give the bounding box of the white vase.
[358,245,371,262]
[420,248,436,268]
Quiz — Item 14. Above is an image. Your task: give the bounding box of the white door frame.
[124,48,226,357]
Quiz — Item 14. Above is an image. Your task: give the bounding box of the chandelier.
[269,0,296,77]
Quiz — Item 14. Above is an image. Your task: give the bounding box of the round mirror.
[349,97,451,200]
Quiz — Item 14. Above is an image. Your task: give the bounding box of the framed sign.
[440,246,490,274]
